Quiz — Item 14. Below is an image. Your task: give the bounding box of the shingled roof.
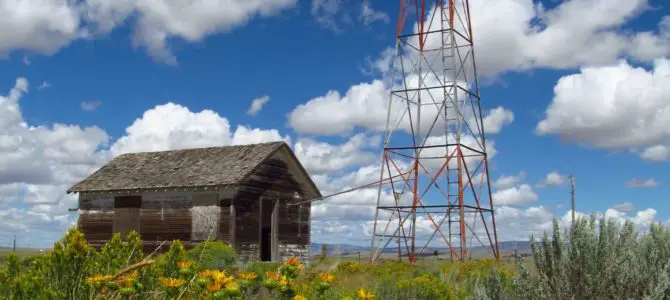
[67,141,293,193]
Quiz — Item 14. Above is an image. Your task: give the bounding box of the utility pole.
[570,175,575,224]
[12,235,16,253]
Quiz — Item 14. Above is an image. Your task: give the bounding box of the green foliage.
[521,216,670,299]
[39,227,95,298]
[392,273,455,299]
[4,216,670,299]
[186,240,237,271]
[244,261,283,276]
[336,261,365,273]
[159,239,186,278]
[93,231,144,275]
[4,253,19,279]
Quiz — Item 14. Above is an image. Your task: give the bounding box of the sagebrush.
[1,215,670,299]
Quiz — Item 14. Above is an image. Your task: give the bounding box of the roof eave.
[68,184,236,196]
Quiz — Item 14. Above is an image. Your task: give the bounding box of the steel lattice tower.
[370,0,499,263]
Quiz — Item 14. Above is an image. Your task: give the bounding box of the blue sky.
[0,0,669,248]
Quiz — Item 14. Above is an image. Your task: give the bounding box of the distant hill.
[311,243,370,256]
[311,240,532,257]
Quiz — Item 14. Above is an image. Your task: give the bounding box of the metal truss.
[370,0,500,263]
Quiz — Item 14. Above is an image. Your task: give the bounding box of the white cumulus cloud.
[492,184,538,206]
[536,59,670,154]
[625,178,659,188]
[641,145,669,162]
[0,0,298,64]
[294,134,380,175]
[246,95,270,116]
[493,172,526,190]
[537,171,568,188]
[289,77,514,137]
[415,0,670,78]
[81,100,102,111]
[360,0,389,26]
[611,202,635,213]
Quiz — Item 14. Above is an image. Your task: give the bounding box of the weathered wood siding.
[236,148,314,264]
[218,188,236,245]
[232,189,261,262]
[78,191,233,252]
[78,196,114,247]
[191,193,220,241]
[139,193,193,244]
[114,196,141,237]
[277,201,311,263]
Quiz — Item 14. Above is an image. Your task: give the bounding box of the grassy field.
[0,248,47,267]
[1,216,670,299]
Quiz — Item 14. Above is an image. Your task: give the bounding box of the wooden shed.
[67,141,320,264]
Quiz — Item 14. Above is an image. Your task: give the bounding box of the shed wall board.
[218,187,237,244]
[191,193,220,241]
[79,190,229,246]
[113,207,140,236]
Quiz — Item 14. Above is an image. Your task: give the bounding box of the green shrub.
[336,261,364,273]
[186,240,237,271]
[394,273,455,299]
[244,260,282,277]
[93,231,144,275]
[518,215,670,300]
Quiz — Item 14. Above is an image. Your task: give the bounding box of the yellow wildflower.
[199,270,212,278]
[125,270,139,280]
[357,288,375,300]
[238,272,257,280]
[319,272,335,283]
[86,274,114,284]
[279,276,289,287]
[117,270,139,287]
[206,281,223,292]
[294,296,307,300]
[286,257,300,266]
[211,270,228,282]
[265,271,280,280]
[286,257,305,270]
[177,261,193,269]
[198,269,227,282]
[159,277,185,288]
[118,278,133,288]
[220,275,234,285]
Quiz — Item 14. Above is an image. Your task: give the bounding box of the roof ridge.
[116,141,287,155]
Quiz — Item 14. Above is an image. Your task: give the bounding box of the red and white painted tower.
[370,0,500,263]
